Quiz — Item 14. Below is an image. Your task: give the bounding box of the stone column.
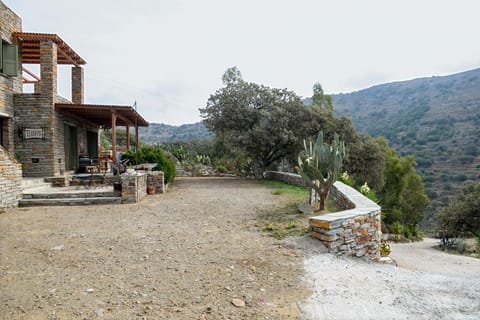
[39,40,57,102]
[71,66,84,104]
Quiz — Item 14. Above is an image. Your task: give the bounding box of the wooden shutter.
[2,44,18,76]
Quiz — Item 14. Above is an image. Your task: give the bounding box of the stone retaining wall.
[0,145,22,208]
[266,171,382,260]
[265,171,306,187]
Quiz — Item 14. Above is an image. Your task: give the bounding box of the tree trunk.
[319,192,327,211]
[252,162,264,179]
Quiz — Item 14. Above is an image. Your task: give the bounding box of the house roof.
[13,32,86,66]
[55,103,149,128]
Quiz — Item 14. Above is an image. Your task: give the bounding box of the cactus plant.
[296,132,345,211]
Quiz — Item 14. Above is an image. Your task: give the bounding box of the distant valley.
[333,68,480,224]
[139,121,212,143]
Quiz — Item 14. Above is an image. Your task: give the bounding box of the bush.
[391,221,404,242]
[122,146,176,183]
[436,182,480,236]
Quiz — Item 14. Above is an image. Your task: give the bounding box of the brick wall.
[265,171,382,260]
[0,145,22,208]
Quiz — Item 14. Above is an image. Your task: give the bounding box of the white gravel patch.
[300,239,480,320]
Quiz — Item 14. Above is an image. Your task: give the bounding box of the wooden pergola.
[13,32,86,66]
[55,103,149,165]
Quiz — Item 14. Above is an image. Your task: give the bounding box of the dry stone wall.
[0,145,22,208]
[266,171,382,260]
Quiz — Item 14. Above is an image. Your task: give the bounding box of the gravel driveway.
[0,177,307,319]
[2,177,479,320]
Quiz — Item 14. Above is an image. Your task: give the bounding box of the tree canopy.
[377,138,430,236]
[200,67,344,178]
[436,182,480,236]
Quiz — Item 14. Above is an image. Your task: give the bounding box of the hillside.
[139,121,212,143]
[332,68,480,225]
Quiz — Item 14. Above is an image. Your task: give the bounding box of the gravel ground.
[0,177,307,320]
[300,239,480,319]
[1,177,479,320]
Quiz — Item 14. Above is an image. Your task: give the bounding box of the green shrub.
[122,146,176,183]
[391,221,404,242]
[338,172,353,186]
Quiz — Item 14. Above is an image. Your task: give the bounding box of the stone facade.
[266,171,382,260]
[0,1,22,152]
[120,172,147,204]
[0,145,22,208]
[71,66,84,104]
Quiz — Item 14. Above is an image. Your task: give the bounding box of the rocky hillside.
[139,121,212,143]
[332,68,480,223]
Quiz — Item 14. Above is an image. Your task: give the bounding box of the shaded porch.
[55,103,149,170]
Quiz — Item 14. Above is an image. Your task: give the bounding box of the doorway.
[87,130,98,158]
[64,124,78,171]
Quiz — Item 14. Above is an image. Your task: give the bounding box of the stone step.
[19,197,121,207]
[21,178,48,188]
[22,191,117,199]
[22,183,53,193]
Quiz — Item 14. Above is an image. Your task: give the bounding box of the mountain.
[139,121,213,143]
[332,68,480,224]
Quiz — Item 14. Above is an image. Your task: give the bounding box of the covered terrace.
[55,103,149,167]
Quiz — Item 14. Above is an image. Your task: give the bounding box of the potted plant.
[147,184,156,195]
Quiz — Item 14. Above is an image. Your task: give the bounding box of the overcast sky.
[7,0,480,125]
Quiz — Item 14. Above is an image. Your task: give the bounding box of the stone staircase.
[19,178,121,207]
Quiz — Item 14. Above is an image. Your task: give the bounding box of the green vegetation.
[122,145,176,183]
[139,122,213,143]
[200,67,354,179]
[436,182,480,237]
[297,132,345,211]
[254,181,309,239]
[332,68,480,231]
[377,138,430,239]
[255,180,341,239]
[257,180,309,197]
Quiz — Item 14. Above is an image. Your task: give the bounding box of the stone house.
[0,1,148,180]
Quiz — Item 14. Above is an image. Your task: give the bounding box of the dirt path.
[390,238,480,275]
[0,177,307,320]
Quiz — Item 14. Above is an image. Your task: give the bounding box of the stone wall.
[0,1,22,152]
[264,171,306,187]
[0,145,22,208]
[265,171,382,260]
[146,171,166,194]
[121,172,147,204]
[13,93,56,176]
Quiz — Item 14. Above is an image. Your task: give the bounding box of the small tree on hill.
[297,132,345,211]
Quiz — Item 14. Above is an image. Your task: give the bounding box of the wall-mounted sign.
[24,128,44,140]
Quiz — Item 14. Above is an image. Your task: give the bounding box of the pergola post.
[135,125,139,153]
[112,112,117,166]
[126,125,131,150]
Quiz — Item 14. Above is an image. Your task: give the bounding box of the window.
[0,40,18,76]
